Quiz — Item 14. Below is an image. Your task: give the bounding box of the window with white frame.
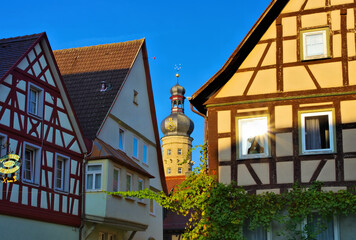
[143,144,148,164]
[301,28,329,61]
[150,198,155,215]
[300,111,334,154]
[126,173,132,192]
[86,164,102,190]
[55,154,70,192]
[133,137,138,159]
[238,116,269,159]
[138,178,144,202]
[23,144,41,184]
[304,213,339,240]
[113,168,120,192]
[178,148,182,155]
[28,84,43,117]
[178,167,182,174]
[118,129,124,151]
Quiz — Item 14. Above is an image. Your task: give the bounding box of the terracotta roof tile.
[165,176,186,192]
[53,39,144,139]
[0,33,42,78]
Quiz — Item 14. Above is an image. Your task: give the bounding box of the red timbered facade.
[0,33,88,237]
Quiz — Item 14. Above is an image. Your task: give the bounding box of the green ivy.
[106,145,356,240]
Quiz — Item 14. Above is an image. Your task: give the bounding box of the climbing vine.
[107,145,356,240]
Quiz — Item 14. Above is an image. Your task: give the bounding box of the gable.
[0,35,87,155]
[213,0,356,101]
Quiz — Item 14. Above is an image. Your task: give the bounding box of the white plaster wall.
[0,214,79,240]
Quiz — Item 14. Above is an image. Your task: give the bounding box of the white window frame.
[302,214,340,240]
[178,167,182,174]
[54,153,70,192]
[126,173,133,192]
[118,128,125,151]
[133,137,139,159]
[86,164,102,191]
[237,116,269,159]
[113,168,120,192]
[300,110,334,154]
[301,28,329,61]
[142,144,148,164]
[28,83,44,118]
[150,198,156,216]
[22,142,41,185]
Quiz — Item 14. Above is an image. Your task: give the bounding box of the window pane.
[305,115,330,150]
[307,213,334,240]
[243,225,267,240]
[239,117,268,157]
[88,165,101,171]
[133,138,138,158]
[24,149,33,181]
[138,180,143,190]
[126,174,132,191]
[306,33,324,56]
[119,129,124,150]
[113,169,119,191]
[95,173,101,189]
[87,174,93,189]
[143,145,147,163]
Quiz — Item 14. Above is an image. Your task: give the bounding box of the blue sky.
[1,0,271,164]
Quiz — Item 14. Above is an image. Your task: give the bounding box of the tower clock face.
[167,118,176,131]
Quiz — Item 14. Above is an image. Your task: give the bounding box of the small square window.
[86,164,102,190]
[167,149,171,156]
[167,168,171,174]
[237,116,269,159]
[178,148,182,155]
[178,167,182,174]
[301,28,329,61]
[300,110,334,154]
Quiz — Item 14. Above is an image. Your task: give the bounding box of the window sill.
[28,112,43,120]
[125,197,135,202]
[137,201,147,206]
[142,162,149,168]
[54,189,69,195]
[301,56,331,62]
[86,189,103,193]
[300,150,335,155]
[22,180,39,187]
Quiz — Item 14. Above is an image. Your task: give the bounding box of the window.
[150,198,155,215]
[237,116,269,159]
[28,84,43,117]
[126,173,132,191]
[138,178,144,202]
[113,168,120,192]
[178,167,182,174]
[178,148,182,155]
[301,28,329,61]
[55,154,70,192]
[108,234,116,240]
[23,144,41,184]
[0,134,6,157]
[167,149,171,156]
[143,144,148,164]
[86,164,102,190]
[167,168,171,174]
[133,137,138,159]
[133,90,138,105]
[243,226,268,240]
[118,129,124,150]
[300,111,334,154]
[98,232,105,240]
[304,214,339,240]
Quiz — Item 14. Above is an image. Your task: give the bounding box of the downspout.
[79,156,87,240]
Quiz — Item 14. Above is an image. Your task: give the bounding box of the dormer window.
[301,27,330,61]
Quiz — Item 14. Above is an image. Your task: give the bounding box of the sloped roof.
[165,176,186,193]
[87,138,154,178]
[0,33,42,79]
[190,0,288,113]
[53,39,144,140]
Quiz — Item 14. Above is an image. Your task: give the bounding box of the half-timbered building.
[0,33,88,239]
[190,0,356,239]
[54,39,166,240]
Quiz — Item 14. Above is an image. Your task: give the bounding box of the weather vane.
[174,64,182,84]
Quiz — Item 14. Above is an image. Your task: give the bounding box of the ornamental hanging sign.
[0,153,21,183]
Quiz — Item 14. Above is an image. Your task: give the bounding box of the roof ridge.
[53,38,144,52]
[0,33,43,44]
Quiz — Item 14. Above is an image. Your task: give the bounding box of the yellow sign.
[0,153,21,181]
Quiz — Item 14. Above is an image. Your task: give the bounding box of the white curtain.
[305,118,321,150]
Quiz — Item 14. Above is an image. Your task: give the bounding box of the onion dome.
[160,73,194,137]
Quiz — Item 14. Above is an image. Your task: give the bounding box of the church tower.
[160,73,194,177]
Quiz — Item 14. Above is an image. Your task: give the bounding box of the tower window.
[167,168,171,174]
[167,149,171,155]
[178,167,182,174]
[178,148,182,155]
